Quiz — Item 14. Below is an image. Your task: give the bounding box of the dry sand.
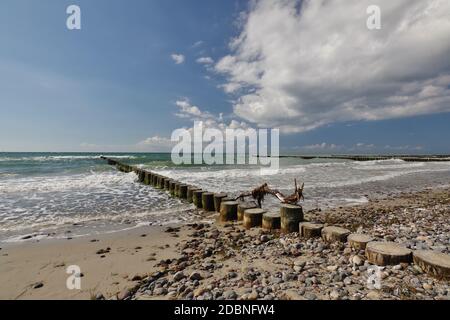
[0,225,190,300]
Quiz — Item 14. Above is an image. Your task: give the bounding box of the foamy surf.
[1,152,450,242]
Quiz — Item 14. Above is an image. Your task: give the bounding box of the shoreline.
[0,187,449,300]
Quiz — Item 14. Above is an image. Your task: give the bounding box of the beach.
[1,186,449,300]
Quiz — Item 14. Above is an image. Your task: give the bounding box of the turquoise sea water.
[1,152,450,243]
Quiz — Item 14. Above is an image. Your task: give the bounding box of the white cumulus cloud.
[196,57,215,65]
[171,53,185,64]
[215,0,450,133]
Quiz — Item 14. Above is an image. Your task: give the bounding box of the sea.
[1,152,450,243]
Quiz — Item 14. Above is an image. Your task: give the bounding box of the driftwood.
[236,179,305,207]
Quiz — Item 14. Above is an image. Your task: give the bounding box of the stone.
[365,242,412,266]
[366,291,381,300]
[330,290,341,300]
[321,226,351,243]
[223,290,237,300]
[173,271,185,282]
[352,255,364,266]
[412,250,450,279]
[299,222,324,238]
[247,291,258,300]
[33,282,44,289]
[189,272,203,281]
[348,233,375,250]
[117,288,132,300]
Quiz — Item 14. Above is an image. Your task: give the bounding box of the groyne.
[270,155,450,162]
[101,156,450,280]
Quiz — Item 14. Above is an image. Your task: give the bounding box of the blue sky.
[0,0,449,154]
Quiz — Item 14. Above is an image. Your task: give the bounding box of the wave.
[0,155,138,162]
[0,171,138,193]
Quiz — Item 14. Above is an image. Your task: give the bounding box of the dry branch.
[235,179,305,207]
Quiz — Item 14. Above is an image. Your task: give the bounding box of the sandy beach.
[1,186,449,300]
[0,225,188,300]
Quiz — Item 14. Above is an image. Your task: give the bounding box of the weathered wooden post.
[280,204,303,233]
[138,170,145,183]
[321,226,351,243]
[169,181,177,196]
[178,184,188,199]
[237,202,258,221]
[152,174,159,187]
[219,201,238,222]
[413,250,450,279]
[262,212,281,231]
[213,193,228,212]
[174,183,180,197]
[156,176,163,189]
[193,190,204,208]
[202,192,215,212]
[243,208,265,229]
[164,179,171,191]
[299,222,324,239]
[366,242,412,266]
[187,186,200,203]
[348,233,374,250]
[158,176,165,189]
[143,172,151,185]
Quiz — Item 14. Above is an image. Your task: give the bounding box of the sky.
[0,0,449,154]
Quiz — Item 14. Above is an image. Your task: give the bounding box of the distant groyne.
[265,155,450,162]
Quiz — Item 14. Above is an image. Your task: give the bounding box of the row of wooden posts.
[103,157,304,233]
[104,157,450,278]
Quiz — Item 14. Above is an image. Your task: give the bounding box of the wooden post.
[244,208,266,229]
[202,192,215,212]
[219,201,238,222]
[143,172,151,185]
[413,250,450,280]
[348,233,374,250]
[299,222,324,238]
[138,170,145,183]
[164,179,171,191]
[193,190,204,208]
[321,226,351,243]
[187,186,200,203]
[174,183,180,197]
[156,176,163,189]
[152,174,159,187]
[213,193,228,212]
[262,212,281,231]
[280,204,303,233]
[178,184,188,199]
[237,202,258,221]
[366,242,412,266]
[169,181,177,196]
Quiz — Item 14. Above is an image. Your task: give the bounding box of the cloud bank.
[215,0,450,133]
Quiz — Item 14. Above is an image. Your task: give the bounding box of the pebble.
[173,271,185,282]
[223,290,237,300]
